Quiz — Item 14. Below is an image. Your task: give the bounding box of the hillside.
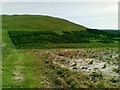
[2,15,119,88]
[2,15,86,31]
[2,15,119,49]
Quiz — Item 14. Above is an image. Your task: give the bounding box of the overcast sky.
[2,0,119,29]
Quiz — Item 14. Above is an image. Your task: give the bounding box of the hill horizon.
[2,14,118,30]
[2,14,87,31]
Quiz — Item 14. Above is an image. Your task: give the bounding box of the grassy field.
[2,15,119,89]
[2,15,119,49]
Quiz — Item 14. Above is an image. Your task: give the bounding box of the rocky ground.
[45,48,119,86]
[12,48,120,90]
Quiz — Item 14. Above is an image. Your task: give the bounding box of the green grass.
[8,30,118,49]
[2,48,56,88]
[3,49,24,88]
[39,43,118,49]
[2,15,86,31]
[2,29,15,48]
[2,48,53,88]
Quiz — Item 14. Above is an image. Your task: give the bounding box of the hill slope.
[2,15,119,49]
[2,15,86,31]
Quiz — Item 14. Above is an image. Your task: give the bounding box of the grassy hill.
[2,15,119,49]
[2,15,86,31]
[2,15,119,88]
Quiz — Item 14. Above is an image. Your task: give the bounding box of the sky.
[1,0,119,2]
[1,0,119,29]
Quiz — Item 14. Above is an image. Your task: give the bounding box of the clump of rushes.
[89,69,103,81]
[88,60,93,65]
[61,59,67,64]
[110,76,118,83]
[110,55,112,58]
[56,67,72,78]
[112,68,120,73]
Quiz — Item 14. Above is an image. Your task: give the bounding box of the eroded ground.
[30,48,119,88]
[51,49,119,79]
[3,48,119,88]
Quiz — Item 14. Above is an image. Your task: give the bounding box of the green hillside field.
[2,15,119,88]
[2,15,119,49]
[2,15,86,31]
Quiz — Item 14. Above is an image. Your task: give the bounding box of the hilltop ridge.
[2,15,86,31]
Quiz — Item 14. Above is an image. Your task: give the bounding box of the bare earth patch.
[47,49,119,87]
[12,65,24,81]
